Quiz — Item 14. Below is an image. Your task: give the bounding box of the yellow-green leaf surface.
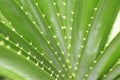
[0,0,120,80]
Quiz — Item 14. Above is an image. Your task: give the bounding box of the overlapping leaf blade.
[0,0,120,80]
[0,42,54,80]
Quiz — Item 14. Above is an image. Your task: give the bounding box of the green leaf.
[0,23,64,79]
[0,0,120,80]
[88,32,120,80]
[71,0,99,74]
[75,0,120,79]
[102,65,120,80]
[0,41,54,80]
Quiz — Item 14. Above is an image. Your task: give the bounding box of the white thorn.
[47,41,50,44]
[49,60,52,63]
[76,62,79,65]
[54,52,57,55]
[83,79,86,80]
[105,44,109,47]
[51,71,54,74]
[88,24,91,27]
[48,26,51,28]
[67,47,70,49]
[33,56,36,59]
[75,67,78,70]
[94,8,97,11]
[72,73,76,77]
[71,19,73,22]
[9,22,11,25]
[20,47,23,50]
[57,43,60,46]
[20,35,23,38]
[50,73,53,76]
[85,74,88,77]
[41,53,44,56]
[117,61,120,64]
[61,26,66,30]
[69,36,72,39]
[21,6,23,9]
[51,47,54,50]
[86,30,89,33]
[33,21,36,24]
[17,50,21,55]
[53,2,56,5]
[58,70,61,73]
[36,3,38,6]
[70,27,72,30]
[40,60,43,64]
[83,38,86,40]
[69,66,72,69]
[48,67,51,70]
[41,31,43,34]
[5,36,9,40]
[62,16,66,19]
[69,76,72,79]
[61,51,65,55]
[25,12,28,15]
[90,67,93,70]
[58,57,61,60]
[53,35,56,38]
[71,11,74,14]
[35,47,37,50]
[66,59,70,63]
[56,74,59,78]
[104,75,106,77]
[109,68,113,71]
[91,17,94,19]
[62,74,65,77]
[65,68,68,71]
[64,36,67,40]
[12,28,15,31]
[28,51,31,55]
[55,78,58,80]
[1,19,4,23]
[81,45,84,48]
[57,13,60,16]
[36,62,39,66]
[42,14,45,17]
[6,45,10,49]
[63,2,66,6]
[94,60,97,63]
[100,51,103,54]
[0,41,4,46]
[68,53,70,56]
[15,43,19,47]
[29,42,32,45]
[41,67,44,70]
[26,56,30,60]
[62,64,65,67]
[67,44,71,49]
